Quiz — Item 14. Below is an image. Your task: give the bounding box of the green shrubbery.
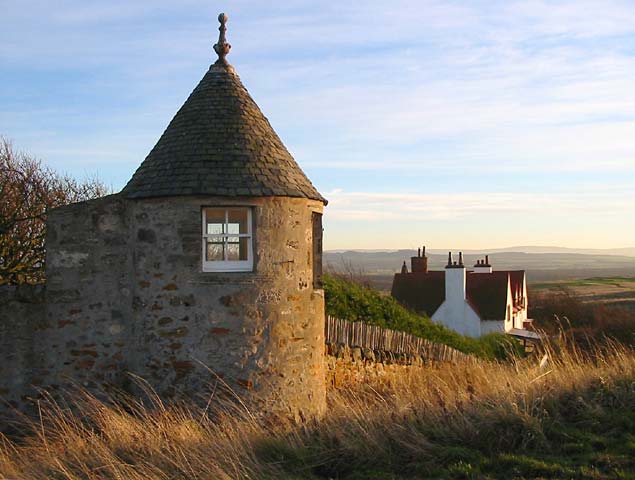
[323,273,523,360]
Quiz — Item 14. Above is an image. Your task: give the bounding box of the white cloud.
[325,188,635,222]
[3,0,635,248]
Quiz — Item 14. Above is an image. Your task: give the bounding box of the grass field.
[3,340,635,479]
[531,276,635,289]
[530,276,635,313]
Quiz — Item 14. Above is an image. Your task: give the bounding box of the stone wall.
[325,343,437,388]
[1,193,326,421]
[126,195,325,420]
[0,285,45,409]
[42,195,135,397]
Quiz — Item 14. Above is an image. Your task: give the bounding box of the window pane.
[205,209,225,235]
[205,238,224,261]
[227,208,249,234]
[226,236,249,261]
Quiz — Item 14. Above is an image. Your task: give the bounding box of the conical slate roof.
[122,15,325,204]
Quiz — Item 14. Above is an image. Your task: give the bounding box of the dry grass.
[2,339,635,479]
[530,286,635,347]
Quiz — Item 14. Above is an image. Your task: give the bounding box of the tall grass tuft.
[2,338,635,478]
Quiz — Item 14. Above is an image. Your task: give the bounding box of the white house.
[391,249,538,340]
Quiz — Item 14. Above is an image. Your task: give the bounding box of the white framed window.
[202,207,253,272]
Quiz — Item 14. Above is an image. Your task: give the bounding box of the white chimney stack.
[445,252,467,302]
[473,255,493,274]
[432,251,481,338]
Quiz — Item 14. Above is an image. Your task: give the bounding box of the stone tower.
[121,12,328,418]
[5,14,327,420]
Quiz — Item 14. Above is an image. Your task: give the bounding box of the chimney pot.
[448,252,452,266]
[459,252,464,266]
[422,246,426,257]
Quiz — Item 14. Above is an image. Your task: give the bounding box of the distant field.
[326,250,635,295]
[531,277,635,289]
[529,277,635,311]
[365,275,635,314]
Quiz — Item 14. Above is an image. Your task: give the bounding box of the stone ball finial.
[214,12,231,64]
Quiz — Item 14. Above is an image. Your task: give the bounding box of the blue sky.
[2,0,635,250]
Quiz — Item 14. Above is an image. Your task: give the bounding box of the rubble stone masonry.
[0,193,325,421]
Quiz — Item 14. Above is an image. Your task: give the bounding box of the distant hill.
[327,246,635,257]
[324,249,635,289]
[456,246,635,257]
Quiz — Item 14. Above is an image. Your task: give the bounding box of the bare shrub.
[325,258,372,287]
[0,137,110,285]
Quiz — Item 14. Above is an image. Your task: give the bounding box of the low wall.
[325,316,469,362]
[0,285,46,409]
[0,305,472,419]
[324,317,470,389]
[325,343,430,388]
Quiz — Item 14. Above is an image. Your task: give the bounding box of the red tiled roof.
[391,269,525,321]
[466,272,509,320]
[390,271,445,317]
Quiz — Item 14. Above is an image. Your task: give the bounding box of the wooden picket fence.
[325,316,469,363]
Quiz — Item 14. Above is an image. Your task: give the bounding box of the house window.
[202,208,253,272]
[312,212,323,288]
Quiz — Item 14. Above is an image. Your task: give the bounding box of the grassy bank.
[324,273,523,360]
[3,341,635,479]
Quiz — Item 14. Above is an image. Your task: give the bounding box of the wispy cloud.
[2,0,634,248]
[326,188,635,222]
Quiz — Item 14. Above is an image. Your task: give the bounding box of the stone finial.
[214,12,231,64]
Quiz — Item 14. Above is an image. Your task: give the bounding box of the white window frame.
[202,207,253,272]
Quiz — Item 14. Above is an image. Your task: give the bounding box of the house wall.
[505,310,513,331]
[432,301,481,337]
[503,278,514,333]
[472,266,492,273]
[0,193,326,421]
[481,320,505,334]
[513,273,528,329]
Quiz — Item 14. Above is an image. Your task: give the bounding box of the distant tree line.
[0,137,109,285]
